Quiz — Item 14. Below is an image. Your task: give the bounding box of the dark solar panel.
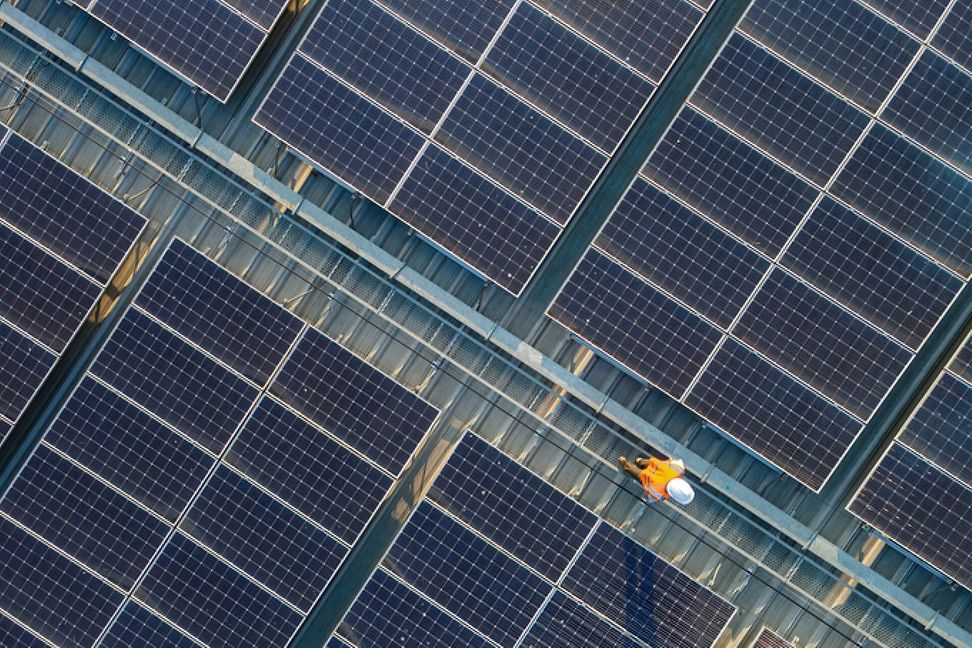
[685,339,861,490]
[299,0,470,132]
[883,50,972,175]
[933,1,972,69]
[782,197,963,350]
[435,74,606,224]
[0,321,56,423]
[255,55,426,203]
[897,373,972,486]
[136,533,303,648]
[482,1,655,151]
[0,614,46,648]
[0,516,123,648]
[90,309,259,452]
[221,0,286,30]
[754,628,795,648]
[531,0,704,82]
[520,591,640,648]
[0,222,101,352]
[740,0,918,112]
[951,339,972,383]
[388,145,561,294]
[643,109,817,257]
[428,434,598,581]
[831,124,972,278]
[0,444,169,589]
[734,269,911,419]
[850,443,972,588]
[382,501,550,644]
[272,328,437,474]
[180,464,348,611]
[89,0,267,100]
[135,239,303,385]
[549,249,722,396]
[561,523,735,647]
[338,569,493,648]
[226,397,393,544]
[328,636,356,648]
[99,602,198,648]
[596,177,769,328]
[691,34,869,185]
[374,0,515,61]
[0,135,146,284]
[859,0,949,38]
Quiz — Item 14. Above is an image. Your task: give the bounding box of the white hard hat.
[667,478,695,505]
[669,459,685,473]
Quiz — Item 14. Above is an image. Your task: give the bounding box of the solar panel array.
[549,0,971,490]
[80,0,288,100]
[255,0,709,294]
[753,627,794,648]
[0,133,145,443]
[850,336,972,590]
[0,238,439,647]
[335,433,735,647]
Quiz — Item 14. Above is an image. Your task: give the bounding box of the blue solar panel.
[0,321,55,424]
[375,0,515,61]
[0,222,101,352]
[136,533,302,648]
[643,108,817,256]
[521,591,640,648]
[99,601,198,648]
[222,0,286,30]
[549,249,722,396]
[0,134,146,284]
[435,73,606,224]
[596,177,769,328]
[482,2,655,151]
[135,239,303,386]
[299,0,470,132]
[691,33,869,185]
[831,124,972,277]
[90,309,259,453]
[0,443,169,589]
[0,613,46,648]
[860,0,949,38]
[180,464,348,611]
[44,378,213,521]
[0,516,123,648]
[226,397,393,544]
[897,373,972,486]
[338,569,493,648]
[428,434,598,581]
[383,501,550,645]
[933,1,972,69]
[328,635,355,648]
[951,339,972,383]
[782,197,963,350]
[686,338,861,489]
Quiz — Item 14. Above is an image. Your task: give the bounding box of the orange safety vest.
[639,459,684,501]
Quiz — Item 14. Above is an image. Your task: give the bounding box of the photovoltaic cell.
[389,145,561,294]
[254,55,426,203]
[0,614,46,648]
[643,108,817,257]
[382,501,550,645]
[435,73,607,224]
[897,373,972,486]
[328,636,355,648]
[0,516,123,648]
[691,34,869,185]
[0,223,100,352]
[299,0,470,132]
[596,177,769,328]
[374,0,515,61]
[850,443,972,588]
[0,321,55,424]
[482,1,655,151]
[739,0,918,112]
[221,0,284,30]
[338,569,493,648]
[859,0,949,38]
[91,309,258,452]
[520,591,639,648]
[99,601,198,648]
[951,339,972,383]
[549,249,722,396]
[686,339,862,490]
[883,50,972,175]
[754,628,795,648]
[428,434,598,581]
[734,269,912,419]
[136,533,303,648]
[271,327,438,474]
[0,444,169,590]
[831,124,972,278]
[0,134,146,284]
[782,197,963,350]
[135,239,303,385]
[562,524,735,647]
[180,464,348,611]
[226,397,393,544]
[933,1,972,69]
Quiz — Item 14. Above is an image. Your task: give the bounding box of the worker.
[618,455,695,504]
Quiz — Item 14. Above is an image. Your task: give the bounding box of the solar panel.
[561,523,735,647]
[896,373,972,487]
[951,338,972,383]
[0,320,56,424]
[753,627,795,648]
[520,591,640,648]
[0,614,46,648]
[328,635,356,648]
[933,0,972,69]
[99,601,198,648]
[859,0,949,38]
